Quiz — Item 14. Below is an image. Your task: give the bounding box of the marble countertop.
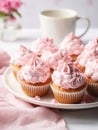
[0,28,98,130]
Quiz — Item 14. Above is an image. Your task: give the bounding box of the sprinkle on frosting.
[60,32,84,55]
[52,63,85,89]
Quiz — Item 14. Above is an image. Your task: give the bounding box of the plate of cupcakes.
[3,33,98,109]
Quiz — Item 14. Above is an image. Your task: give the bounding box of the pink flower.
[0,1,12,14]
[9,0,22,9]
[0,0,22,19]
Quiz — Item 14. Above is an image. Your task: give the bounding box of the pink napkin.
[0,49,68,130]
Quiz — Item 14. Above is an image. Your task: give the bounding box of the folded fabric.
[0,49,68,130]
[0,50,10,68]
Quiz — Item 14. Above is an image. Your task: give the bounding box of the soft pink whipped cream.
[11,45,36,66]
[77,37,98,66]
[52,63,85,89]
[60,32,84,55]
[41,49,72,70]
[31,37,58,56]
[18,57,51,84]
[84,59,98,81]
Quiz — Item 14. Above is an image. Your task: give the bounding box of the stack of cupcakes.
[10,33,98,103]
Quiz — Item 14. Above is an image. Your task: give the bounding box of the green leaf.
[0,12,9,17]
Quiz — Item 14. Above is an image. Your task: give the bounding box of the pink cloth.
[0,49,67,130]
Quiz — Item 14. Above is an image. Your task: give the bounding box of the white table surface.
[0,28,98,130]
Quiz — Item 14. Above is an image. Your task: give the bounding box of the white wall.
[19,0,98,28]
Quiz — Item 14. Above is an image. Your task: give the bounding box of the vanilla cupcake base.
[51,84,87,104]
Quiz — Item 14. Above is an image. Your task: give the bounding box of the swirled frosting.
[11,45,36,66]
[52,63,85,89]
[18,57,51,84]
[85,59,98,81]
[41,49,72,70]
[31,37,58,56]
[77,37,98,66]
[60,32,84,55]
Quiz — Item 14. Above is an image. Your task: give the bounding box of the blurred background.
[19,0,97,29]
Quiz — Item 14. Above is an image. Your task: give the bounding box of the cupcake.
[60,32,84,61]
[84,59,98,97]
[11,45,36,79]
[31,37,58,56]
[76,37,98,72]
[51,63,87,104]
[17,57,51,97]
[41,48,72,72]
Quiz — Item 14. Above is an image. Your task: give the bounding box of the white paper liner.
[19,79,50,97]
[51,85,87,104]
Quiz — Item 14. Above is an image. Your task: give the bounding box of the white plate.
[3,67,98,109]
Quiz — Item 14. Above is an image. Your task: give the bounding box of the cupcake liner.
[51,85,87,104]
[18,78,50,97]
[87,82,98,97]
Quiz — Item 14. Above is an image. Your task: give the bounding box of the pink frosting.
[18,57,51,84]
[11,45,36,66]
[52,63,85,89]
[41,49,72,70]
[84,59,98,81]
[31,37,58,56]
[77,37,98,66]
[60,33,84,55]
